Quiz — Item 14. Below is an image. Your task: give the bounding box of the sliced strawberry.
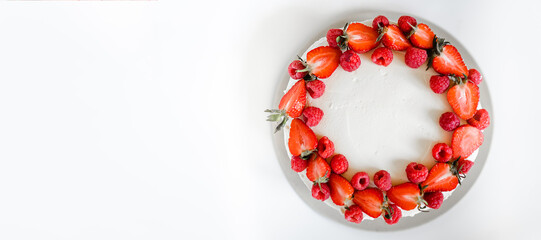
[386,182,423,211]
[345,23,380,53]
[328,173,354,206]
[381,25,411,51]
[421,163,459,192]
[306,154,331,183]
[452,125,484,159]
[447,80,479,120]
[409,23,435,49]
[288,118,317,157]
[278,80,306,118]
[432,44,468,77]
[306,46,341,79]
[353,188,384,218]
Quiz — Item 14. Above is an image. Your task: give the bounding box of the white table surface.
[0,0,539,239]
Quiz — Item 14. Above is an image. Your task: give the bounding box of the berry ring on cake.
[267,13,493,228]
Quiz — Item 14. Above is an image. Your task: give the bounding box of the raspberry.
[439,112,460,131]
[423,192,444,209]
[317,136,335,159]
[384,203,402,225]
[344,205,363,223]
[326,28,344,48]
[374,170,392,191]
[306,80,326,99]
[405,47,427,68]
[311,182,330,201]
[287,60,307,80]
[429,75,450,94]
[467,109,490,130]
[371,47,393,66]
[330,154,348,174]
[468,68,483,85]
[340,49,361,72]
[405,162,428,184]
[397,16,417,33]
[457,159,474,174]
[350,172,370,191]
[291,156,308,172]
[432,143,453,163]
[302,106,324,127]
[372,15,389,29]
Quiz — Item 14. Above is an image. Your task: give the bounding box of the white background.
[0,0,539,239]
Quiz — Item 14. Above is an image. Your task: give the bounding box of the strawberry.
[306,46,341,79]
[408,23,435,49]
[328,173,354,206]
[345,23,380,53]
[288,118,318,157]
[353,188,384,218]
[306,154,331,183]
[421,162,459,192]
[429,39,468,77]
[447,78,480,120]
[265,80,306,132]
[386,182,424,211]
[452,125,484,159]
[380,25,411,51]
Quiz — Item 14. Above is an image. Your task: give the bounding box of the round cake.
[266,15,489,225]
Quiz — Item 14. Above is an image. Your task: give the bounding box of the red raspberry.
[468,69,483,85]
[330,154,348,174]
[344,205,363,223]
[288,60,307,80]
[439,112,460,131]
[405,47,427,68]
[291,156,308,172]
[397,16,417,33]
[374,170,392,191]
[423,191,444,209]
[311,182,330,201]
[340,49,361,72]
[302,106,323,127]
[432,143,453,163]
[384,203,402,225]
[372,15,389,29]
[350,172,370,191]
[429,75,450,94]
[457,159,474,174]
[467,109,490,130]
[326,29,344,48]
[405,162,428,184]
[317,136,335,159]
[306,80,326,99]
[371,47,393,66]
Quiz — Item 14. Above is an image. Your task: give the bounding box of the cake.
[266,15,489,225]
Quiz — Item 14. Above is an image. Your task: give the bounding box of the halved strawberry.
[306,154,331,183]
[353,188,384,218]
[265,80,306,132]
[452,125,484,159]
[288,118,318,157]
[380,25,411,51]
[447,79,479,120]
[430,41,468,77]
[306,46,341,79]
[386,182,424,211]
[408,23,435,49]
[345,23,380,53]
[328,173,354,206]
[421,163,459,192]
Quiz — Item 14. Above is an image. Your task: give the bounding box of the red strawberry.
[381,25,412,51]
[288,118,317,157]
[431,43,468,77]
[328,173,354,206]
[386,182,423,211]
[306,46,342,79]
[306,154,331,183]
[409,23,435,49]
[421,162,459,192]
[345,23,380,53]
[266,80,306,132]
[353,188,384,218]
[452,125,484,159]
[447,79,479,120]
